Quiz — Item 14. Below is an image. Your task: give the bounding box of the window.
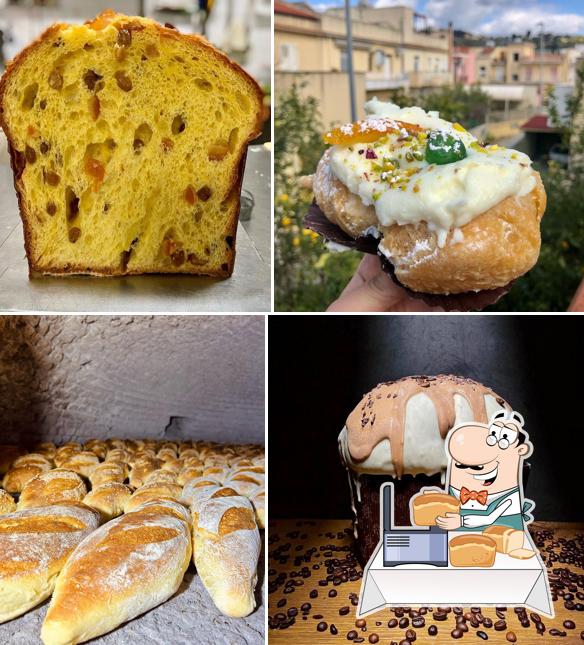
[479,65,486,78]
[513,52,519,62]
[279,43,298,71]
[414,55,420,72]
[512,74,519,81]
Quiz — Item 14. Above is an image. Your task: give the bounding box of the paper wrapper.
[304,202,513,312]
[353,463,531,568]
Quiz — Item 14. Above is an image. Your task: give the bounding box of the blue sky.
[309,0,584,35]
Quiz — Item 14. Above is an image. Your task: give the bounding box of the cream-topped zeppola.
[312,101,546,294]
[338,375,509,564]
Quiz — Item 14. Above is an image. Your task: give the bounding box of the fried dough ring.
[312,152,546,294]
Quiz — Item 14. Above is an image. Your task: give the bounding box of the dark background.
[269,315,583,522]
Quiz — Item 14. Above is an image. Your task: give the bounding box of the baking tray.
[0,143,271,313]
[0,540,265,645]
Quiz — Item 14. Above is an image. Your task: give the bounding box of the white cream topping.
[329,100,536,247]
[339,393,504,477]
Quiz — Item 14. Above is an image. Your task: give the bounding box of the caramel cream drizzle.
[346,375,508,478]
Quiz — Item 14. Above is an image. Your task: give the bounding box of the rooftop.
[275,1,318,20]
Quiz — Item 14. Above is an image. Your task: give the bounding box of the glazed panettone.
[0,11,264,277]
[339,375,509,565]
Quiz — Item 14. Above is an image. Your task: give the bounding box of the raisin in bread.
[0,11,264,276]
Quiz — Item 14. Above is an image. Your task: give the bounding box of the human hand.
[569,278,584,311]
[327,255,443,312]
[435,512,462,530]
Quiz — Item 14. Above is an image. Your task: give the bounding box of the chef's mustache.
[454,463,485,471]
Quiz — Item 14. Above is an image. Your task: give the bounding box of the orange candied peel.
[84,157,105,191]
[323,117,422,145]
[86,10,117,31]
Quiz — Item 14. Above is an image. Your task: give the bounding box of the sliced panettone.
[0,11,264,276]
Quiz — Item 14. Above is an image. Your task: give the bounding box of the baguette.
[41,503,191,645]
[0,489,16,515]
[194,494,260,617]
[82,482,132,521]
[18,469,87,510]
[0,502,100,623]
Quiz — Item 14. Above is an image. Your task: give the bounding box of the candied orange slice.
[84,157,105,191]
[323,117,422,145]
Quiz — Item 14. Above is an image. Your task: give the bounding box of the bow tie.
[460,487,488,505]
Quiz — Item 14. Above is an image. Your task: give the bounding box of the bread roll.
[83,482,132,521]
[131,497,192,527]
[483,524,524,554]
[41,503,191,645]
[0,502,100,623]
[177,466,203,486]
[89,462,126,487]
[412,492,460,526]
[124,481,182,512]
[2,461,52,493]
[83,439,108,460]
[0,446,22,475]
[180,476,222,506]
[33,443,57,459]
[18,469,87,510]
[449,534,496,568]
[105,447,133,463]
[225,471,265,497]
[194,494,260,618]
[161,457,183,473]
[202,466,230,483]
[53,446,81,468]
[59,451,100,478]
[250,487,265,529]
[12,453,53,468]
[0,489,16,515]
[144,469,178,485]
[128,457,163,488]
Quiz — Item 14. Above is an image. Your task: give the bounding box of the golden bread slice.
[0,11,264,276]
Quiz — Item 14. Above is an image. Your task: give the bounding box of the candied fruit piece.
[323,118,421,145]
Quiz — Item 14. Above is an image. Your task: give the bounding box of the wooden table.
[268,519,584,644]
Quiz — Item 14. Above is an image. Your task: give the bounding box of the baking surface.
[0,539,265,645]
[269,519,584,644]
[0,140,271,313]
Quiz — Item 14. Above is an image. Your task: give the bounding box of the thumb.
[328,265,408,312]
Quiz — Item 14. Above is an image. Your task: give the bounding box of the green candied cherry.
[424,130,467,165]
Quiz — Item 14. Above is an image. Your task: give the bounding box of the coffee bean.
[530,612,541,622]
[458,623,469,633]
[355,618,366,628]
[471,607,481,614]
[388,618,398,628]
[313,614,324,619]
[494,620,507,631]
[470,616,479,628]
[340,606,350,616]
[287,607,298,617]
[550,628,567,636]
[483,617,493,628]
[331,624,338,635]
[477,632,488,641]
[310,590,318,599]
[496,610,506,619]
[329,589,337,598]
[576,604,584,611]
[520,619,530,628]
[398,641,411,645]
[412,617,425,628]
[368,635,379,644]
[351,598,359,606]
[347,630,358,641]
[564,620,575,629]
[506,633,517,643]
[317,621,328,632]
[433,612,448,621]
[375,622,381,626]
[399,618,409,628]
[277,599,286,608]
[301,602,311,612]
[496,606,507,611]
[428,625,438,636]
[580,630,584,639]
[536,622,546,634]
[454,607,463,615]
[405,629,416,641]
[451,628,464,639]
[354,639,365,644]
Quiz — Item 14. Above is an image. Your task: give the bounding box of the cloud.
[424,0,584,35]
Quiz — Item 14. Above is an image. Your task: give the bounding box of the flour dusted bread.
[194,494,260,617]
[411,492,460,526]
[0,489,16,515]
[449,534,496,568]
[41,503,191,645]
[0,502,100,623]
[2,461,52,493]
[483,524,524,554]
[82,482,132,521]
[18,469,87,509]
[0,10,264,277]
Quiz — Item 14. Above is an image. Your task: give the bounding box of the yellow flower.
[281,216,292,227]
[279,194,289,203]
[302,228,312,236]
[292,237,300,247]
[310,231,319,240]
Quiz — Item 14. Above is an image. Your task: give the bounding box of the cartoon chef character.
[435,409,535,531]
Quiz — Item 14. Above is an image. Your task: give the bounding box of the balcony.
[408,70,453,88]
[366,74,410,91]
